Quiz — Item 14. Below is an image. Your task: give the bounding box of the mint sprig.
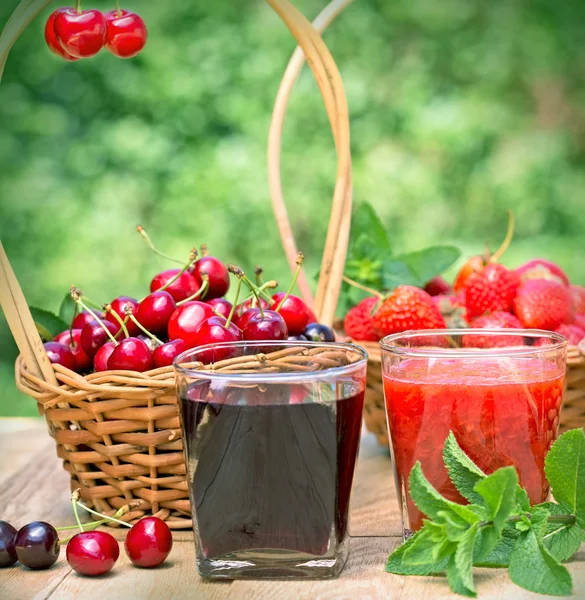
[385,429,585,597]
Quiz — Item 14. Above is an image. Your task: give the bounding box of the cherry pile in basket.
[344,215,585,349]
[40,227,334,374]
[45,3,147,61]
[0,493,172,576]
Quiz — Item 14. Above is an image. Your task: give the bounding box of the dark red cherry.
[206,297,232,319]
[105,296,140,336]
[66,531,119,576]
[271,293,310,336]
[303,323,336,343]
[72,310,104,330]
[55,9,107,59]
[167,301,214,348]
[191,257,229,300]
[193,316,242,363]
[150,269,200,303]
[104,9,147,59]
[235,307,262,330]
[93,341,116,372]
[0,521,18,567]
[54,329,92,371]
[243,310,288,342]
[80,319,119,357]
[136,291,176,336]
[44,341,76,371]
[15,522,60,570]
[44,9,80,61]
[125,517,172,568]
[107,337,153,372]
[153,339,188,368]
[236,297,269,318]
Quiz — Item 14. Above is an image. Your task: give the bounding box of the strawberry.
[463,263,520,319]
[463,311,524,348]
[372,286,446,336]
[344,297,379,341]
[569,285,585,317]
[433,293,468,328]
[513,279,573,330]
[424,276,451,297]
[555,324,585,346]
[515,259,570,287]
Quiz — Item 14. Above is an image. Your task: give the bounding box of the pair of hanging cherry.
[45,2,147,61]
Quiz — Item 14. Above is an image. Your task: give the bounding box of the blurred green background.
[1,0,584,416]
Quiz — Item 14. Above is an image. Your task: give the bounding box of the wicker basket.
[1,0,355,528]
[362,341,585,449]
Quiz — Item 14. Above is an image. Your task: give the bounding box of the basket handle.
[266,0,354,326]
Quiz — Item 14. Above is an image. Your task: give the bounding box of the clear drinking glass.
[174,340,367,579]
[380,329,567,538]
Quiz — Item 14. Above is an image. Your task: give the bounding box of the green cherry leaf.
[59,293,77,327]
[29,307,68,341]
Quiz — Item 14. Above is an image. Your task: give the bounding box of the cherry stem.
[242,275,265,318]
[255,266,264,287]
[136,225,185,266]
[71,287,119,345]
[75,500,133,528]
[125,307,163,345]
[200,243,209,257]
[115,0,122,17]
[489,210,515,264]
[276,252,304,312]
[75,0,81,14]
[225,266,244,329]
[177,275,209,305]
[71,490,84,533]
[342,275,384,299]
[156,249,198,295]
[104,304,129,338]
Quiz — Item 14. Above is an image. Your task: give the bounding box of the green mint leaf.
[447,555,477,598]
[537,502,584,561]
[385,529,449,576]
[515,486,530,512]
[382,245,460,289]
[348,202,392,259]
[531,506,551,539]
[59,293,77,328]
[409,462,480,526]
[545,428,585,527]
[474,466,518,535]
[437,510,469,542]
[402,525,455,565]
[29,307,68,341]
[443,432,486,504]
[509,523,573,596]
[475,524,520,567]
[454,522,480,594]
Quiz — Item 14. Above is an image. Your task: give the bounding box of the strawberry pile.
[37,229,334,375]
[344,223,585,349]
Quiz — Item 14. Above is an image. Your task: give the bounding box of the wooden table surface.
[0,418,583,600]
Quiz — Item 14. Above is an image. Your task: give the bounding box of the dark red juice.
[181,382,364,558]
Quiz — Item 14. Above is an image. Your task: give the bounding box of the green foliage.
[385,429,585,597]
[1,0,585,414]
[29,307,68,341]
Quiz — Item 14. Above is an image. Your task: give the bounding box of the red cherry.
[167,301,214,348]
[150,269,200,303]
[136,291,176,336]
[193,316,242,363]
[271,293,310,335]
[107,337,153,372]
[80,319,119,357]
[55,9,107,59]
[235,307,262,330]
[206,297,232,319]
[44,9,80,61]
[243,310,288,342]
[54,329,92,372]
[104,9,148,59]
[93,341,116,372]
[44,341,76,371]
[124,517,172,568]
[66,531,119,576]
[236,297,269,318]
[72,310,104,330]
[191,257,230,300]
[105,296,140,336]
[153,339,188,368]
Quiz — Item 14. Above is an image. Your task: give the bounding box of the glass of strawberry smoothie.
[380,329,567,538]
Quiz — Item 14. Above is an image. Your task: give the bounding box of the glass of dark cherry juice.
[174,340,367,579]
[380,329,567,539]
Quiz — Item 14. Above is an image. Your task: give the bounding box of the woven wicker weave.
[361,341,585,449]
